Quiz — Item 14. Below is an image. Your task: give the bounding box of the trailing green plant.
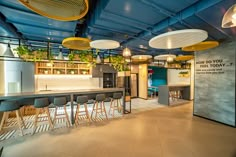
[71,50,93,62]
[14,46,34,61]
[32,48,47,61]
[110,55,127,71]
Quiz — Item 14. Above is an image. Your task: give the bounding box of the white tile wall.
[35,75,100,91]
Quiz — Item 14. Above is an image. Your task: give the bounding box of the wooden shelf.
[35,61,91,75]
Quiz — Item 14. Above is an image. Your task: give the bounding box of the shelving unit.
[35,61,91,75]
[103,73,116,88]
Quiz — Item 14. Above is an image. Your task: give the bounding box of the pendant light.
[3,43,15,57]
[18,0,89,21]
[222,4,236,28]
[57,46,64,60]
[123,47,131,57]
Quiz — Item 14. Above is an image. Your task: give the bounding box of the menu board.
[194,41,235,126]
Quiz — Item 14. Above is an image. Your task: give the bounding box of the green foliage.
[179,71,189,74]
[14,46,32,56]
[110,55,128,71]
[72,50,93,62]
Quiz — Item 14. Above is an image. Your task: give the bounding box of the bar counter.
[0,88,125,124]
[0,88,125,99]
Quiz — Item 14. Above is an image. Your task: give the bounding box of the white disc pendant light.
[90,40,120,49]
[149,29,208,49]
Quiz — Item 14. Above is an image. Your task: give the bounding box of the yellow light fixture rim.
[62,37,91,50]
[182,41,219,51]
[18,0,89,21]
[175,55,194,61]
[131,55,152,60]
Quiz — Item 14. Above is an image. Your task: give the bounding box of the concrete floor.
[1,102,236,157]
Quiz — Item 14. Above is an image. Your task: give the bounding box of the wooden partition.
[138,64,148,99]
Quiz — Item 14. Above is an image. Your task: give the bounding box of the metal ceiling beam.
[140,0,176,17]
[195,14,233,40]
[124,0,224,45]
[6,19,75,34]
[0,14,21,38]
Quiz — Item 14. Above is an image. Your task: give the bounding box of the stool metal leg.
[91,103,96,118]
[84,103,91,123]
[18,110,26,129]
[95,102,98,119]
[32,109,40,134]
[102,101,108,120]
[45,107,53,129]
[75,104,80,126]
[15,110,24,136]
[53,107,58,125]
[64,105,70,127]
[108,99,113,115]
[0,112,6,131]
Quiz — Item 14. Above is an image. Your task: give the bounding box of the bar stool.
[109,93,122,118]
[74,96,90,125]
[53,97,70,127]
[91,94,108,120]
[33,98,53,134]
[0,100,26,136]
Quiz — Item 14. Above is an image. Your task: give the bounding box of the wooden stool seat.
[109,93,122,117]
[91,94,108,120]
[33,98,53,134]
[75,96,90,125]
[0,101,26,136]
[53,97,70,127]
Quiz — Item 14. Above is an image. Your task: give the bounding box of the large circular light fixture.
[90,40,120,49]
[175,55,194,61]
[154,54,176,61]
[131,55,152,60]
[18,0,89,21]
[62,37,91,50]
[182,41,219,51]
[149,29,208,49]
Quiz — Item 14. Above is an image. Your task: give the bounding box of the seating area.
[0,92,123,140]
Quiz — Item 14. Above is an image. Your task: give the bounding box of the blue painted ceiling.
[0,0,235,56]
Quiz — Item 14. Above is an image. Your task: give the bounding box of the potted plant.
[32,48,48,61]
[14,46,33,60]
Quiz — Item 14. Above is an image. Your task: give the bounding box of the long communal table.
[0,88,125,124]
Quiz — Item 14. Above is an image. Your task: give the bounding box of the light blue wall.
[194,41,235,127]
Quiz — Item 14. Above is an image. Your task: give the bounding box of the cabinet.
[103,73,116,88]
[35,61,91,75]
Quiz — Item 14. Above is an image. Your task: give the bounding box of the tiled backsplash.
[35,75,100,91]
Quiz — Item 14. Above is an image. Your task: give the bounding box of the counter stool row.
[0,93,123,135]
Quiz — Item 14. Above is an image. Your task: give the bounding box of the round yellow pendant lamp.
[175,55,194,61]
[62,37,91,50]
[18,0,89,21]
[182,41,219,51]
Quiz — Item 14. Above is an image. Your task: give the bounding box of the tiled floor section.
[0,98,164,141]
[1,100,236,157]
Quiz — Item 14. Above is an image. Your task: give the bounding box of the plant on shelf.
[32,48,48,61]
[67,69,76,74]
[71,50,93,62]
[68,51,75,64]
[14,45,33,60]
